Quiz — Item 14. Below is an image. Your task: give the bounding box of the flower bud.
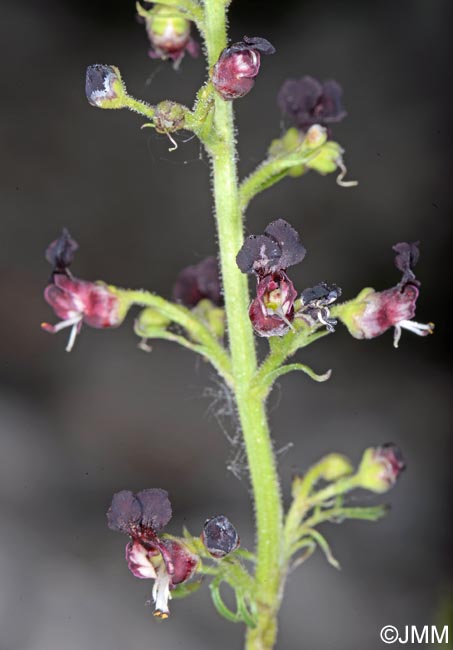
[134,308,171,339]
[304,124,328,148]
[357,444,406,493]
[85,64,127,109]
[319,453,354,481]
[201,515,240,558]
[212,36,275,100]
[137,5,199,68]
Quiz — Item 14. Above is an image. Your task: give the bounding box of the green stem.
[125,289,232,384]
[202,3,284,648]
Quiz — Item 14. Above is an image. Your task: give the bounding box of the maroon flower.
[249,270,298,337]
[358,443,406,493]
[212,36,275,100]
[42,275,127,352]
[45,228,79,276]
[236,219,305,336]
[173,256,222,307]
[202,515,240,559]
[108,489,198,618]
[337,242,434,347]
[277,76,346,133]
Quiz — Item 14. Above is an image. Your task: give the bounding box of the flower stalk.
[203,2,284,647]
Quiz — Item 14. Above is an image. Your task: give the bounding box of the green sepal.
[192,299,225,338]
[171,580,203,599]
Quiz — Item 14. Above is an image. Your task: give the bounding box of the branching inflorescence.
[41,1,434,648]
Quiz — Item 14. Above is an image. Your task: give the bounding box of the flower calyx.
[357,444,406,493]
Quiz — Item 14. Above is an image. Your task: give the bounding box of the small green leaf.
[209,580,242,623]
[305,528,341,570]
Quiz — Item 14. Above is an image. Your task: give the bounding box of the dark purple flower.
[236,219,306,337]
[173,256,222,307]
[108,489,198,618]
[277,76,346,133]
[358,443,406,493]
[337,242,433,347]
[42,274,128,351]
[236,219,306,277]
[393,241,420,286]
[201,515,240,559]
[298,282,341,332]
[45,228,79,276]
[212,36,275,100]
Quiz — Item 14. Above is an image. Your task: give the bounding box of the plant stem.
[202,3,284,647]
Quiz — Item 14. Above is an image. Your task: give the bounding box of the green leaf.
[209,580,242,624]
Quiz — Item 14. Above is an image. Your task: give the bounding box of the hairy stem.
[202,2,284,647]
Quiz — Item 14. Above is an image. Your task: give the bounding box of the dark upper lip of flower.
[277,76,346,130]
[227,35,276,56]
[107,488,172,538]
[236,219,306,276]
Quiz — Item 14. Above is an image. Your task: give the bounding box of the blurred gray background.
[1,0,451,648]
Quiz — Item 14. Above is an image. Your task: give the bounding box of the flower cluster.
[108,490,239,617]
[277,76,346,134]
[42,230,129,351]
[336,242,434,347]
[212,36,275,100]
[236,219,340,337]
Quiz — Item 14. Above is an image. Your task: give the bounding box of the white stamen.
[152,570,172,618]
[65,322,81,352]
[393,319,434,348]
[50,315,82,333]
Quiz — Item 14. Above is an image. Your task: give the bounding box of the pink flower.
[337,243,434,347]
[42,275,127,351]
[108,489,198,618]
[212,36,275,100]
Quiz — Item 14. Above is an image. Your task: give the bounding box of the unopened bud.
[357,443,406,493]
[201,515,240,558]
[320,453,354,481]
[212,36,275,100]
[85,64,127,109]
